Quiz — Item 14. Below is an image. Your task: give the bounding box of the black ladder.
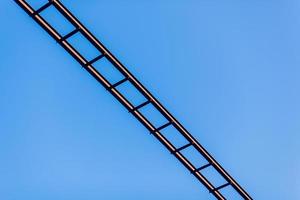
[15,1,252,199]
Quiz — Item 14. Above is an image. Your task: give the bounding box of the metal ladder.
[15,1,252,199]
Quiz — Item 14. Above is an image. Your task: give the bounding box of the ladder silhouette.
[15,1,252,199]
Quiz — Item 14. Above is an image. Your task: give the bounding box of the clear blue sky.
[1,0,299,199]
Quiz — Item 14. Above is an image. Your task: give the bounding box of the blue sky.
[1,0,299,199]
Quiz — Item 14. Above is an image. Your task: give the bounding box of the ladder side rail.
[51,1,251,199]
[15,1,223,198]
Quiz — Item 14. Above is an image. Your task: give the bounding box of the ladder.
[15,1,252,199]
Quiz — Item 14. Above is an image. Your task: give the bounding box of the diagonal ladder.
[14,1,252,199]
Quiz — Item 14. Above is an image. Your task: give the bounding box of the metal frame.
[14,1,252,199]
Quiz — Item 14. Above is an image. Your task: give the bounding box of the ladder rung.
[212,182,231,192]
[151,121,173,133]
[86,54,106,66]
[130,100,151,113]
[33,1,53,15]
[174,143,193,153]
[60,28,80,42]
[194,163,211,172]
[109,77,129,89]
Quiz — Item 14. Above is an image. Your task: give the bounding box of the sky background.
[1,0,300,199]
